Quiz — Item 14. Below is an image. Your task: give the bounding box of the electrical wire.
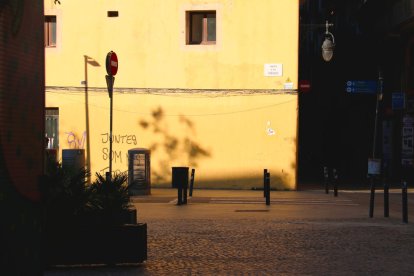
[46,86,297,117]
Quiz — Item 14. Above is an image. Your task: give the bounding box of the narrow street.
[45,189,414,275]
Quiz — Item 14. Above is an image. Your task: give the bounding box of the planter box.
[44,222,147,266]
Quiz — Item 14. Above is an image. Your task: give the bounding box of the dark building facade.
[0,1,45,274]
[298,0,414,186]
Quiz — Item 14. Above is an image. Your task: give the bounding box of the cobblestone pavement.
[45,189,414,275]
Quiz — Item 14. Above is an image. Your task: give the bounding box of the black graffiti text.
[101,133,137,145]
[102,148,129,164]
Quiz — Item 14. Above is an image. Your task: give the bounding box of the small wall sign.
[264,63,282,77]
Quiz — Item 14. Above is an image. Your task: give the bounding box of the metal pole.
[264,169,268,197]
[402,180,408,223]
[369,177,375,218]
[368,71,382,217]
[109,85,113,177]
[265,172,270,206]
[372,70,383,159]
[384,180,389,218]
[105,75,115,179]
[324,166,329,194]
[189,168,195,197]
[84,56,91,183]
[333,168,338,197]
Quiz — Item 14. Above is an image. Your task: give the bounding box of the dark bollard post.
[369,176,376,218]
[402,180,408,223]
[265,172,270,206]
[189,168,195,197]
[383,162,389,217]
[368,158,381,218]
[333,168,338,197]
[383,179,389,218]
[263,169,268,197]
[172,167,189,206]
[323,166,329,194]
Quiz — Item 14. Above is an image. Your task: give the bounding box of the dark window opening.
[44,15,57,47]
[187,11,216,45]
[107,11,119,17]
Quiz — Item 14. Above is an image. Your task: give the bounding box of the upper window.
[44,16,57,47]
[187,11,216,45]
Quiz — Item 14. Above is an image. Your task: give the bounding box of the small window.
[187,11,216,45]
[45,108,59,149]
[44,16,57,47]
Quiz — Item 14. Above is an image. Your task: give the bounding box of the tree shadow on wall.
[139,107,211,183]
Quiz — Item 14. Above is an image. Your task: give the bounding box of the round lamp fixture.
[321,21,335,62]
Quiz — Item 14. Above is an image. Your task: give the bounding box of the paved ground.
[45,188,414,275]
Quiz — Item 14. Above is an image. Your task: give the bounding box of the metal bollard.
[263,169,268,198]
[369,176,376,218]
[323,166,329,194]
[333,168,338,197]
[383,179,389,218]
[189,168,195,197]
[265,171,270,206]
[402,180,408,223]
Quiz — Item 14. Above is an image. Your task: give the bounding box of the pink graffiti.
[65,131,87,149]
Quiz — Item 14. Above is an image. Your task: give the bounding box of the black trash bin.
[172,167,189,205]
[128,148,151,195]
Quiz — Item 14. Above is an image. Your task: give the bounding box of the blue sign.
[392,92,405,110]
[346,80,378,94]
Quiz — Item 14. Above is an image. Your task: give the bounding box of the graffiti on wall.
[98,167,128,175]
[65,131,86,149]
[100,132,138,164]
[65,131,138,161]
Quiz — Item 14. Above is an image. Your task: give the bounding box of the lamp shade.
[322,36,335,62]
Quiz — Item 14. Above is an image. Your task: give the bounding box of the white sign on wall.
[264,63,283,77]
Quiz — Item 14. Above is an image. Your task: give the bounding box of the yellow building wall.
[45,0,299,189]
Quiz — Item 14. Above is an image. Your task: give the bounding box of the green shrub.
[41,161,133,226]
[88,172,131,214]
[40,161,91,225]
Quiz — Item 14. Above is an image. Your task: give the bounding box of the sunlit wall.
[45,0,299,189]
